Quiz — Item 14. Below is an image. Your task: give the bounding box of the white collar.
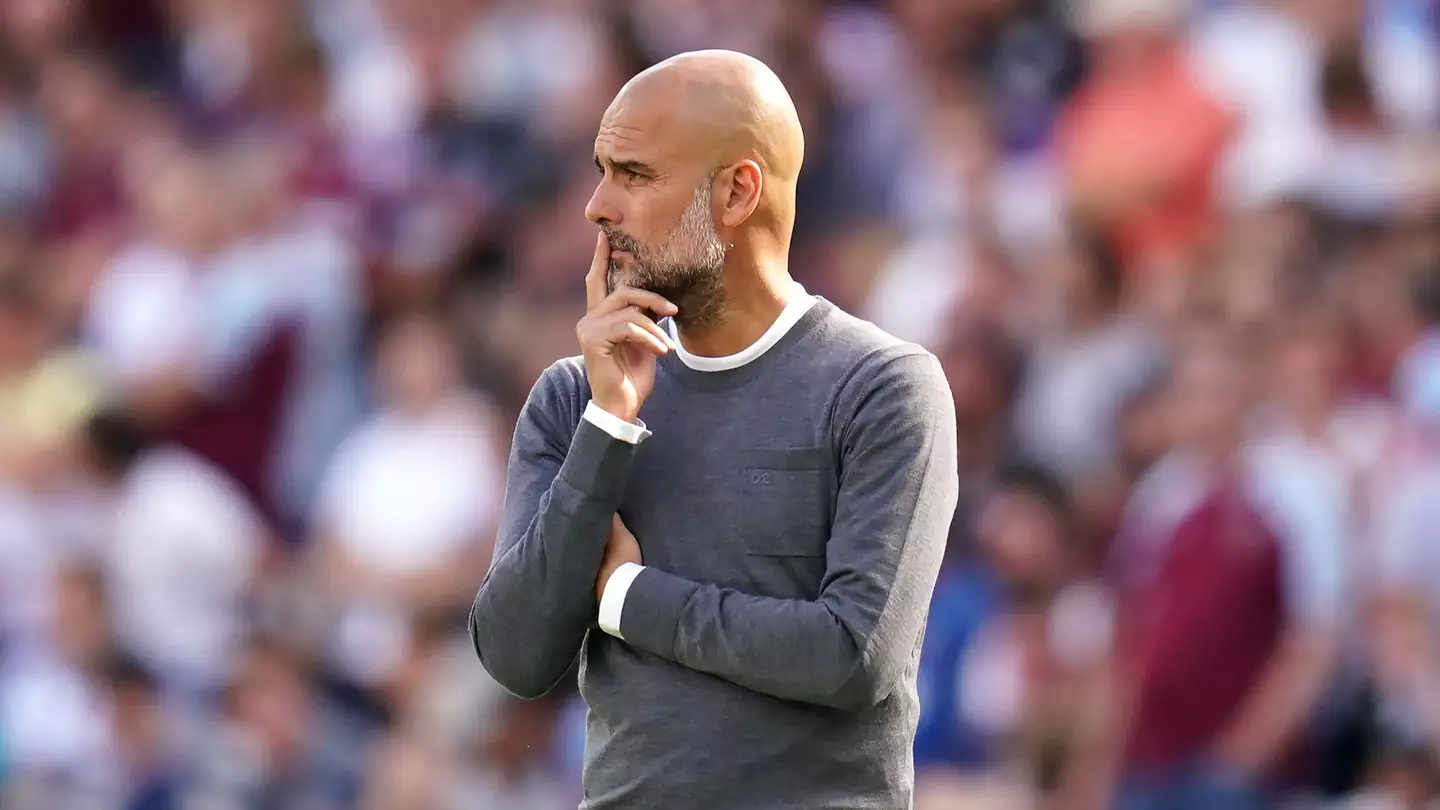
[666,284,817,372]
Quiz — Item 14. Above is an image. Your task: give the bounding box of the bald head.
[619,50,805,184]
[585,50,805,328]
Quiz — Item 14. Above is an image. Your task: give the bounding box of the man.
[469,50,959,809]
[1059,325,1345,810]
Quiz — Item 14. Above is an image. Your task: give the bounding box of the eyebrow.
[594,155,656,176]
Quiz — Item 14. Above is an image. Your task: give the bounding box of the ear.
[715,160,762,229]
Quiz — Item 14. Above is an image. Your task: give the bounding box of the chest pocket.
[738,448,833,558]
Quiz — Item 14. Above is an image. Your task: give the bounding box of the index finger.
[586,230,610,311]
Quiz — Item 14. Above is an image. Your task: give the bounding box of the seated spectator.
[915,461,1112,804]
[181,635,362,810]
[1370,266,1440,803]
[0,560,121,810]
[80,407,268,697]
[311,307,505,700]
[1056,0,1235,270]
[83,145,301,520]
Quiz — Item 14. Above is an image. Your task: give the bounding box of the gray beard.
[604,173,728,329]
[609,260,726,330]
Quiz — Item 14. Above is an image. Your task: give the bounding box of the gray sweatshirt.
[470,297,959,809]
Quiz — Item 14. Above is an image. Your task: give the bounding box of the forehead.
[594,90,696,166]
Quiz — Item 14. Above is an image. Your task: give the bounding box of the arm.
[1211,456,1347,774]
[1211,627,1339,772]
[469,363,647,698]
[608,352,959,711]
[1371,478,1440,754]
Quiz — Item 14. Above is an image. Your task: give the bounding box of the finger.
[586,230,611,312]
[609,307,677,351]
[596,285,679,318]
[617,321,670,356]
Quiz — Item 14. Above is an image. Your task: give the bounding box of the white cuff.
[598,562,646,640]
[583,401,651,444]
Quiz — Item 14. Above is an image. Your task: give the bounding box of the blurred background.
[0,0,1437,808]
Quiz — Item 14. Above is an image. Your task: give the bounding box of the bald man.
[470,51,959,809]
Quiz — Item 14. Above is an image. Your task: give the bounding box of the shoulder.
[517,356,591,438]
[527,356,589,408]
[126,450,261,532]
[814,303,949,405]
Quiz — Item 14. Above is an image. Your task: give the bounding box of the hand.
[597,514,642,605]
[579,231,678,422]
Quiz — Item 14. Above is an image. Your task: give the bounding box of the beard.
[605,173,728,329]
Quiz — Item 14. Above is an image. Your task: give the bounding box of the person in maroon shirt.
[1060,325,1347,810]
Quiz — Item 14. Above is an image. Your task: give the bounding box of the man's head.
[586,50,804,328]
[977,461,1076,602]
[1164,323,1255,458]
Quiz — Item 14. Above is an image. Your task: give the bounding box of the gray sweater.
[470,299,959,809]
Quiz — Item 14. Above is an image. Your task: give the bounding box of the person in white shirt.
[312,308,506,692]
[79,408,267,695]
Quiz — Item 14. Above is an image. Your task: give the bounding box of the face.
[977,489,1068,596]
[377,315,458,415]
[587,101,730,328]
[1166,340,1250,455]
[1273,320,1344,403]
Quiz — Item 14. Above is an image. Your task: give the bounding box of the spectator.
[1057,0,1235,271]
[312,307,504,699]
[81,407,268,696]
[181,635,361,810]
[915,461,1111,807]
[1072,324,1347,809]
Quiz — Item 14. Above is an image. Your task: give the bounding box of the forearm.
[616,568,889,710]
[471,419,635,698]
[1053,656,1130,810]
[1213,628,1339,772]
[613,417,956,709]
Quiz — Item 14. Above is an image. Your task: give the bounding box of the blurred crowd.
[0,0,1438,808]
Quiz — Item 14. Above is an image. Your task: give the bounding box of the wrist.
[592,398,639,424]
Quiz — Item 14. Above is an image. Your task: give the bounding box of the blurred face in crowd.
[230,643,313,757]
[1,0,78,61]
[36,52,122,152]
[51,563,109,667]
[1271,308,1347,411]
[978,484,1070,600]
[586,90,729,328]
[0,287,46,376]
[128,151,230,256]
[377,313,460,416]
[1165,332,1253,458]
[936,325,1016,430]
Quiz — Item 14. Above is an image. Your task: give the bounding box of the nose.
[585,181,618,229]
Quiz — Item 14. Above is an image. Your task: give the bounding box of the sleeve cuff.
[598,562,646,640]
[616,567,700,661]
[583,401,651,444]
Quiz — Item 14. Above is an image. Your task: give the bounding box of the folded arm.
[470,362,645,698]
[603,352,959,711]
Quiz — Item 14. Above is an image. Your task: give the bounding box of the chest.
[616,383,842,598]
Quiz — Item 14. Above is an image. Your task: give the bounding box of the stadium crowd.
[0,0,1438,807]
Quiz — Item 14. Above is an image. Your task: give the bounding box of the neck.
[676,252,796,358]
